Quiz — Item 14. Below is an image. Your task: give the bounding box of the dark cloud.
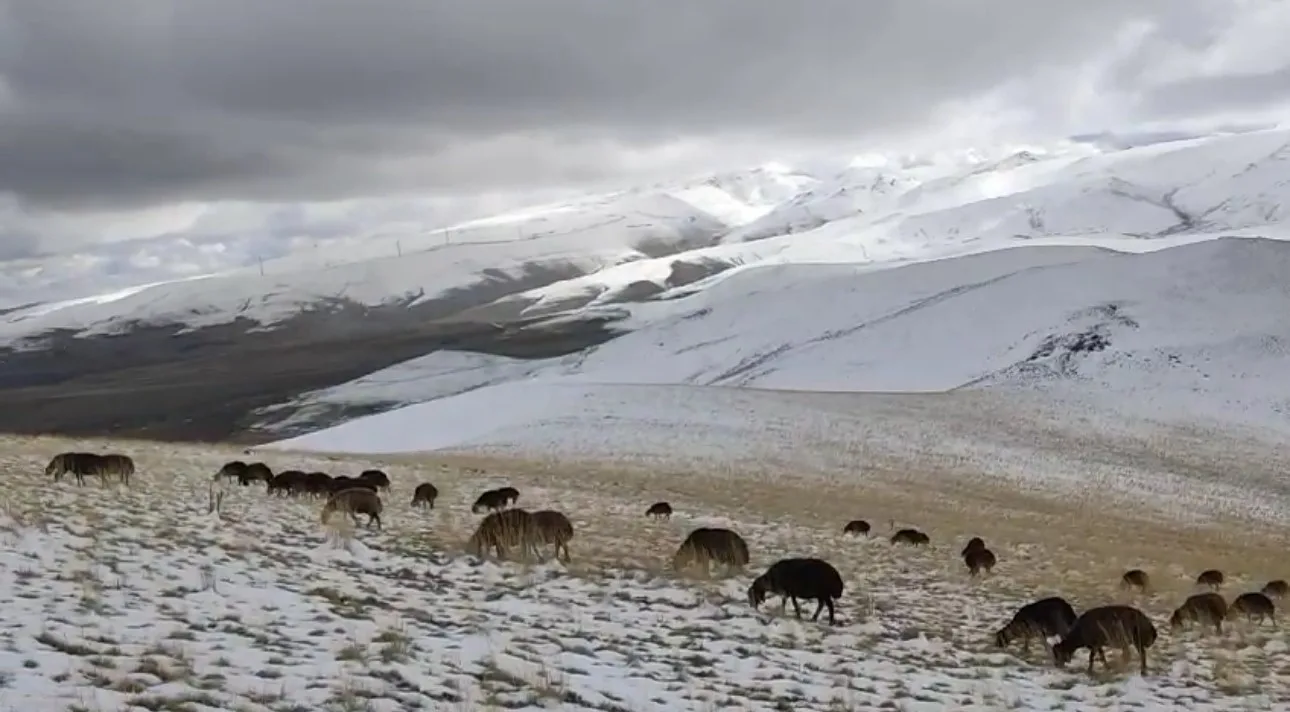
[0,0,1264,213]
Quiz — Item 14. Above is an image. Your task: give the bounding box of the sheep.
[747,558,845,625]
[1195,569,1224,589]
[330,475,377,494]
[496,486,520,506]
[96,454,135,486]
[1169,592,1227,635]
[891,528,929,546]
[240,462,273,486]
[843,520,870,536]
[1052,605,1157,676]
[1120,569,1150,591]
[357,469,391,491]
[466,508,540,561]
[645,502,673,519]
[1262,580,1289,600]
[1228,592,1277,628]
[471,489,509,514]
[961,536,986,557]
[265,469,305,497]
[532,509,575,563]
[994,596,1078,654]
[46,452,102,486]
[411,483,439,509]
[963,547,997,577]
[320,488,384,530]
[672,527,749,575]
[303,471,334,497]
[216,461,248,481]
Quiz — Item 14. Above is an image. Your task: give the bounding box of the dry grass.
[1,432,1287,710]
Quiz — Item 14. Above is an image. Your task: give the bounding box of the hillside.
[259,238,1290,447]
[7,129,1290,440]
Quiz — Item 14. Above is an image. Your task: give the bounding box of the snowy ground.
[3,434,1288,711]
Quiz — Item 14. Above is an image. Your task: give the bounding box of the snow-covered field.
[2,434,1288,711]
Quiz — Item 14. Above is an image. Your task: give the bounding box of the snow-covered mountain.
[10,126,1290,441]
[265,236,1290,452]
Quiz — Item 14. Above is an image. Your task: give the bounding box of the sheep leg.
[790,597,802,619]
[370,512,381,530]
[1087,648,1097,674]
[779,597,788,614]
[1137,643,1148,675]
[810,599,825,622]
[825,598,837,625]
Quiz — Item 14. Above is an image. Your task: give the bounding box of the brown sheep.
[672,527,750,575]
[843,520,870,536]
[532,510,575,563]
[891,528,929,546]
[748,558,844,625]
[1053,605,1157,676]
[358,469,391,491]
[961,536,986,557]
[320,488,384,530]
[46,452,101,486]
[268,470,307,497]
[240,462,273,486]
[216,461,248,481]
[303,471,334,497]
[471,489,509,514]
[466,508,540,561]
[1262,580,1289,600]
[964,548,997,577]
[1120,569,1150,591]
[995,597,1077,654]
[411,483,439,509]
[97,454,135,486]
[1169,592,1227,635]
[1229,592,1277,627]
[645,502,673,519]
[1195,569,1224,589]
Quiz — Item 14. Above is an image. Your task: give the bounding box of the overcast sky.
[2,0,1290,264]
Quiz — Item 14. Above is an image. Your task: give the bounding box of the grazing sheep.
[995,596,1078,654]
[645,501,673,519]
[891,528,930,546]
[330,475,377,494]
[1052,605,1157,676]
[101,454,136,485]
[466,508,540,561]
[961,536,986,557]
[843,520,871,536]
[267,470,307,497]
[496,486,520,506]
[1196,569,1225,589]
[1169,592,1227,635]
[320,488,384,530]
[1262,580,1289,600]
[240,462,273,486]
[1120,569,1150,591]
[963,547,997,577]
[672,527,750,575]
[747,558,845,625]
[216,461,248,481]
[1229,592,1277,627]
[358,469,391,491]
[532,510,575,562]
[471,489,509,514]
[46,452,95,486]
[411,483,439,509]
[303,471,334,497]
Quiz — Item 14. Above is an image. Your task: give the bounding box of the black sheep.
[645,502,673,519]
[843,520,870,536]
[747,558,845,625]
[1052,605,1157,676]
[1229,592,1277,627]
[891,528,929,546]
[1195,569,1224,589]
[1170,592,1227,635]
[960,536,986,557]
[995,596,1077,654]
[963,548,997,577]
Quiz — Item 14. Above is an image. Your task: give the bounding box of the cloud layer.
[2,0,1289,271]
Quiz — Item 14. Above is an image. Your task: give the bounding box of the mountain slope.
[263,237,1290,447]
